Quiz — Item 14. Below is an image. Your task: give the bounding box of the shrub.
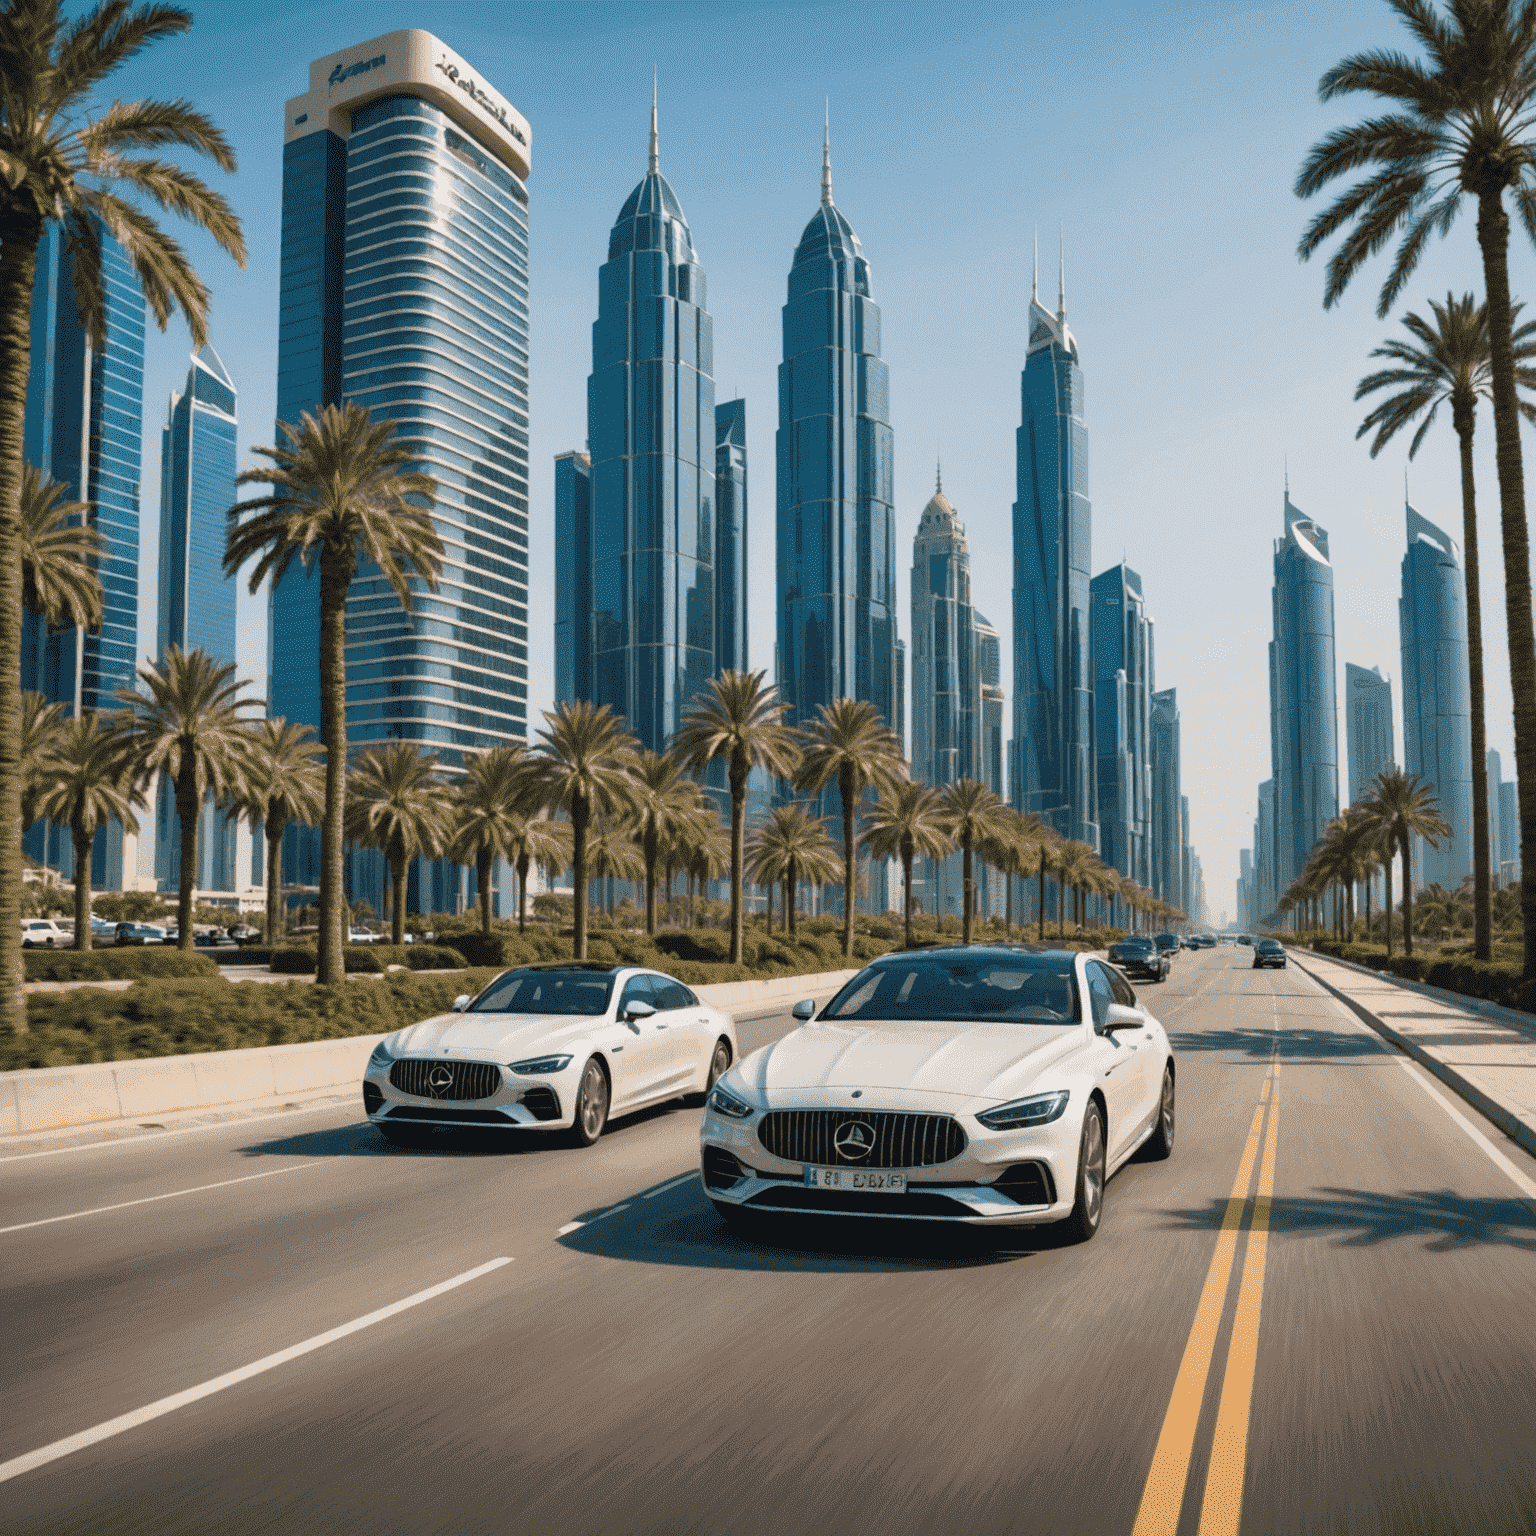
[24,948,219,982]
[1311,939,1536,1012]
[369,944,466,972]
[268,946,387,975]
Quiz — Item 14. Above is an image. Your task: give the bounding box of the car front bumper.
[363,1056,579,1131]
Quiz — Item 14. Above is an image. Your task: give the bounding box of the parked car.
[1236,934,1252,947]
[114,921,168,947]
[193,925,227,946]
[20,919,67,948]
[1107,935,1170,983]
[348,927,383,944]
[1252,937,1287,970]
[1154,932,1181,959]
[227,923,262,946]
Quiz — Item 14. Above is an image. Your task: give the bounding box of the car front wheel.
[569,1056,610,1147]
[1144,1065,1175,1160]
[1060,1100,1107,1243]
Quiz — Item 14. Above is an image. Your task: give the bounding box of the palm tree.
[508,811,571,933]
[792,698,906,959]
[935,780,1012,944]
[20,690,66,835]
[227,403,441,983]
[1297,1,1536,978]
[223,718,323,947]
[631,750,702,936]
[674,670,802,964]
[684,814,730,929]
[0,0,244,1032]
[449,745,541,936]
[37,713,139,950]
[345,744,451,946]
[114,646,260,951]
[586,815,646,919]
[860,782,953,948]
[1365,767,1454,957]
[751,803,844,940]
[1355,292,1536,959]
[532,700,639,959]
[19,462,105,630]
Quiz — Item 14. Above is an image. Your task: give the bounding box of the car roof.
[864,942,1082,963]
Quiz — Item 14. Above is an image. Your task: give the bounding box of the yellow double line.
[1131,1052,1281,1536]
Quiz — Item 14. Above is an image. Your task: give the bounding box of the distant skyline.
[100,0,1536,909]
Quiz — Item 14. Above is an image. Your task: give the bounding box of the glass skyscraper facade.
[587,100,715,752]
[1269,494,1339,900]
[1090,561,1152,886]
[270,31,531,917]
[1344,661,1394,808]
[1011,259,1097,849]
[155,345,240,894]
[1400,504,1472,890]
[714,398,747,675]
[22,217,145,890]
[1151,687,1183,912]
[554,449,592,707]
[775,132,897,735]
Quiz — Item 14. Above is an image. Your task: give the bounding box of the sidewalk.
[1290,948,1536,1159]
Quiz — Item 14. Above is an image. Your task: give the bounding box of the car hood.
[735,1019,1085,1104]
[390,1012,604,1061]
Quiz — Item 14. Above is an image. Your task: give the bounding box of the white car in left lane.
[363,962,737,1147]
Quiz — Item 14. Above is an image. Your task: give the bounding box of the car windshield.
[1114,937,1154,950]
[467,969,615,1016]
[821,954,1078,1024]
[1257,939,1282,952]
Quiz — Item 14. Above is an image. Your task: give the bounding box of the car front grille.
[757,1110,966,1169]
[388,1058,502,1101]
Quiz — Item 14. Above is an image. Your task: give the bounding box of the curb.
[1289,951,1536,1162]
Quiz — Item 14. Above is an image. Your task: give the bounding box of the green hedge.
[1309,940,1536,1013]
[268,945,402,975]
[5,968,503,1071]
[24,948,220,983]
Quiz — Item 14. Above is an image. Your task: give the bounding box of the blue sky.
[110,0,1536,916]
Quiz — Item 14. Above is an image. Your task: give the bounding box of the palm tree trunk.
[839,767,856,960]
[1400,831,1414,960]
[961,837,974,944]
[644,819,658,937]
[728,758,747,965]
[517,851,530,933]
[176,756,198,953]
[787,854,798,938]
[1004,864,1013,938]
[317,550,349,985]
[265,808,286,945]
[571,795,589,960]
[1476,191,1536,979]
[0,204,42,1034]
[1364,866,1372,945]
[390,847,408,946]
[477,850,493,935]
[903,851,914,948]
[72,817,92,951]
[1038,847,1047,942]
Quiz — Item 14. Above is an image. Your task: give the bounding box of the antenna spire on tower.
[936,445,942,496]
[821,99,834,206]
[1032,228,1038,303]
[1057,225,1066,319]
[649,69,659,174]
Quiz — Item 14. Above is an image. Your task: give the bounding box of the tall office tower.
[1255,778,1277,920]
[1090,562,1152,885]
[976,613,1005,797]
[776,124,897,736]
[895,638,906,756]
[586,91,716,751]
[154,346,240,895]
[554,450,592,707]
[1269,492,1339,899]
[715,399,747,674]
[1238,848,1254,931]
[1400,504,1472,890]
[1011,247,1097,849]
[1150,688,1184,911]
[1344,662,1394,807]
[23,218,146,890]
[270,32,532,916]
[1181,795,1193,919]
[909,475,980,917]
[1499,778,1520,885]
[1488,750,1505,884]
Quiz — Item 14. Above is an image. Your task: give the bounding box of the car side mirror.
[791,999,816,1021]
[623,1000,657,1022]
[451,994,470,1013]
[1104,1003,1143,1032]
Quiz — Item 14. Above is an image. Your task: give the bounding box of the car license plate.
[803,1166,907,1193]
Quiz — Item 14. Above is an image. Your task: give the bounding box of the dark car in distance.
[1154,932,1181,960]
[1253,937,1287,969]
[1109,936,1170,983]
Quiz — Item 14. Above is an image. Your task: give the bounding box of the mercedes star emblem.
[834,1120,875,1162]
[427,1065,454,1097]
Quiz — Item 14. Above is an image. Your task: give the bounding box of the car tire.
[1060,1099,1107,1243]
[686,1038,733,1107]
[569,1056,610,1147]
[377,1123,434,1148]
[1144,1065,1175,1160]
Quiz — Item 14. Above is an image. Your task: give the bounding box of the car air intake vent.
[518,1086,561,1121]
[362,1082,384,1115]
[747,1185,972,1217]
[757,1111,966,1169]
[992,1161,1056,1206]
[703,1147,746,1189]
[389,1059,502,1101]
[386,1106,512,1124]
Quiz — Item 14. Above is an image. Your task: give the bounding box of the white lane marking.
[557,1220,584,1236]
[0,1257,513,1486]
[0,1163,321,1235]
[642,1173,694,1200]
[0,1098,355,1164]
[557,1201,630,1237]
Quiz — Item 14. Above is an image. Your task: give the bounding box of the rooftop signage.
[328,54,385,93]
[434,55,527,148]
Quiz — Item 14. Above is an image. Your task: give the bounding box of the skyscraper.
[1488,749,1504,883]
[976,612,1004,799]
[588,88,716,751]
[715,399,747,675]
[23,217,146,890]
[1344,662,1394,807]
[270,31,531,915]
[776,122,897,736]
[1400,503,1472,890]
[1151,687,1183,911]
[1270,492,1339,899]
[1011,245,1096,848]
[554,450,592,707]
[155,345,240,895]
[1090,562,1152,885]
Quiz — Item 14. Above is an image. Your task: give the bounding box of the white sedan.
[363,963,737,1147]
[700,945,1174,1240]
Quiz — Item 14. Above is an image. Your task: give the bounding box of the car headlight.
[509,1054,574,1075]
[976,1090,1070,1130]
[367,1037,400,1070]
[708,1081,756,1119]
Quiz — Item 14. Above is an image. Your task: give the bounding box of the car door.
[1106,963,1162,1140]
[1086,961,1146,1163]
[652,976,711,1091]
[613,973,673,1106]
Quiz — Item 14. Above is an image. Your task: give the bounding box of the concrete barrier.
[0,967,863,1138]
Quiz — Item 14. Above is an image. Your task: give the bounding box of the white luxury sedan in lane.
[700,946,1175,1240]
[363,963,738,1147]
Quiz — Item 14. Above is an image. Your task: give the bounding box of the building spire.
[649,69,659,174]
[1057,225,1066,320]
[1032,227,1038,303]
[821,98,833,206]
[936,449,942,496]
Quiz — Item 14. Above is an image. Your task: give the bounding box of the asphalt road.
[3,949,1536,1535]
